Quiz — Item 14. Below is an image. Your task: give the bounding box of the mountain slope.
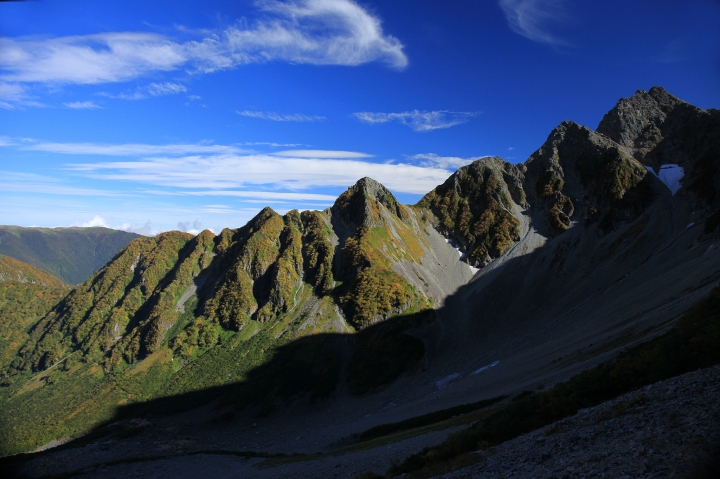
[1,87,718,469]
[0,179,472,456]
[0,226,141,284]
[0,255,68,378]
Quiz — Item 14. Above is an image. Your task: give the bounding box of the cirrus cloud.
[64,100,102,109]
[499,0,571,46]
[353,110,478,132]
[408,153,489,170]
[66,153,455,194]
[0,0,407,97]
[236,110,325,122]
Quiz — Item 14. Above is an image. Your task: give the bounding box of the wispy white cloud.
[408,153,488,170]
[0,136,18,147]
[66,153,455,194]
[64,100,102,109]
[242,141,303,147]
[147,82,187,96]
[353,110,478,132]
[0,182,123,197]
[19,141,245,156]
[0,82,44,109]
[236,110,325,122]
[0,0,406,104]
[272,149,371,158]
[146,189,337,201]
[499,0,571,46]
[105,81,189,100]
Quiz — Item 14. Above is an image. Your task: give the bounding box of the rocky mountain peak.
[524,118,655,235]
[418,156,525,267]
[331,177,407,229]
[596,86,684,151]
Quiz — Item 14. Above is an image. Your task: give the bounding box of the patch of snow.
[445,238,464,257]
[435,372,461,389]
[471,360,500,375]
[644,166,656,176]
[468,264,480,275]
[686,222,695,228]
[657,164,684,195]
[705,243,716,255]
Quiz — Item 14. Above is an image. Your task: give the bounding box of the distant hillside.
[0,255,68,374]
[0,226,141,285]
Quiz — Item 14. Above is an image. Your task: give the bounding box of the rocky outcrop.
[418,157,525,267]
[598,86,720,214]
[525,121,655,235]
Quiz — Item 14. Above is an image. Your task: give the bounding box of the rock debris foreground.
[441,365,720,479]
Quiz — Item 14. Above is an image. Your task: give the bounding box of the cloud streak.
[0,0,407,103]
[408,153,488,170]
[353,110,478,132]
[236,110,325,122]
[112,82,189,100]
[64,100,102,109]
[499,0,570,46]
[67,153,455,194]
[20,141,246,156]
[272,150,371,158]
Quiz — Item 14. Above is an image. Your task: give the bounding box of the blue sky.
[1,0,718,235]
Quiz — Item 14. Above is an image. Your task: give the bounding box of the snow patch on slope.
[472,360,500,375]
[445,237,479,274]
[645,164,684,195]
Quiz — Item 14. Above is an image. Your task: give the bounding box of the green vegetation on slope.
[9,230,195,376]
[0,226,140,284]
[0,256,68,377]
[418,159,522,267]
[0,191,439,455]
[339,224,430,330]
[389,282,720,477]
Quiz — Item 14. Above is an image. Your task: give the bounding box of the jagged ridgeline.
[0,178,472,455]
[2,86,718,457]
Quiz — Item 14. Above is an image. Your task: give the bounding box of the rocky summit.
[1,87,719,479]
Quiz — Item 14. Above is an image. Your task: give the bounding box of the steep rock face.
[418,157,525,267]
[524,121,655,235]
[597,86,720,215]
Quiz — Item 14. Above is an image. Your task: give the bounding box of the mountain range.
[0,226,140,285]
[1,86,719,477]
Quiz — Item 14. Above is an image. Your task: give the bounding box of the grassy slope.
[0,255,68,374]
[0,226,140,285]
[0,200,437,456]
